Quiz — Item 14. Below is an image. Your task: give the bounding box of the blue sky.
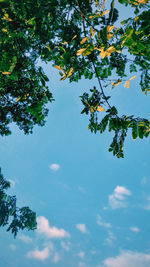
[0,2,150,267]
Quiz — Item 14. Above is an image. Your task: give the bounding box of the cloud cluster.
[26,247,49,261]
[130,226,140,233]
[60,241,71,251]
[18,234,32,244]
[37,216,70,239]
[49,163,60,171]
[105,231,116,247]
[102,250,150,267]
[76,224,88,234]
[109,186,131,209]
[52,252,61,263]
[97,215,112,229]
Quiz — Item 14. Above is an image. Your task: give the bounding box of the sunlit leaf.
[54,65,62,70]
[72,35,77,40]
[102,10,109,16]
[2,72,11,75]
[80,37,89,44]
[124,80,130,88]
[16,97,21,102]
[67,67,74,77]
[107,33,113,40]
[97,106,105,111]
[1,28,8,33]
[76,48,86,56]
[107,25,114,32]
[90,107,95,112]
[90,27,96,37]
[129,75,136,80]
[107,46,115,53]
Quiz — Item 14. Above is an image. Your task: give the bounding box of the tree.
[0,168,36,237]
[0,0,149,157]
[0,0,149,234]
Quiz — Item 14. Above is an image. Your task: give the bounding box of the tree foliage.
[0,0,150,237]
[0,168,36,237]
[0,0,149,157]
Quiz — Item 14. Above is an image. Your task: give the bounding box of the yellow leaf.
[107,33,113,40]
[16,97,21,102]
[80,37,89,44]
[132,0,147,4]
[88,125,91,129]
[1,28,8,32]
[2,72,11,74]
[102,10,109,16]
[111,81,122,87]
[67,67,74,77]
[129,75,136,80]
[89,15,95,19]
[106,46,115,53]
[59,74,67,81]
[76,48,86,56]
[107,25,114,32]
[61,41,67,45]
[97,106,105,111]
[72,35,77,40]
[90,27,96,37]
[54,65,61,70]
[90,107,95,113]
[2,14,12,21]
[83,50,92,56]
[100,51,108,58]
[124,80,130,88]
[4,13,9,18]
[45,45,51,51]
[134,16,139,21]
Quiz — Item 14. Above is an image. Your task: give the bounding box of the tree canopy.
[0,168,36,237]
[0,0,150,157]
[0,0,150,235]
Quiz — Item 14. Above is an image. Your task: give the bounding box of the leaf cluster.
[0,168,36,237]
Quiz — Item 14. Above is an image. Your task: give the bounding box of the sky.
[0,2,150,267]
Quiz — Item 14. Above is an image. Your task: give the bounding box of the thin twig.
[92,62,112,109]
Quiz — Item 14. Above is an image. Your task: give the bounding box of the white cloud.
[26,247,49,261]
[105,231,116,247]
[43,241,54,252]
[76,224,88,234]
[108,186,131,209]
[78,252,85,259]
[18,234,32,243]
[60,241,71,251]
[130,227,140,233]
[49,163,60,171]
[97,215,112,229]
[37,216,70,239]
[102,250,150,267]
[52,252,61,263]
